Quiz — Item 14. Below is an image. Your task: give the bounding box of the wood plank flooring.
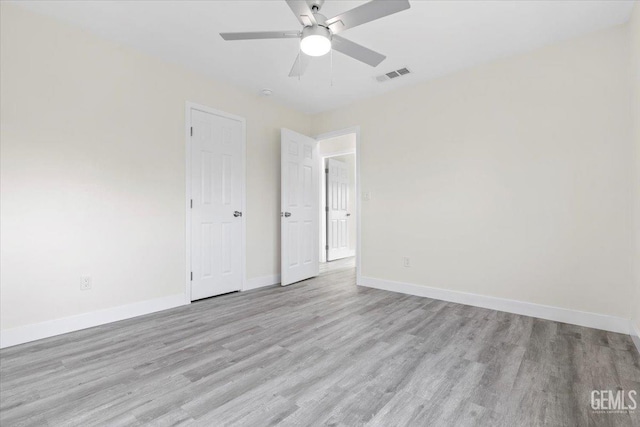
[1,258,639,426]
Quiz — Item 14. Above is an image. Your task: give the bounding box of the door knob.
[346,213,351,217]
[234,211,242,217]
[283,212,291,217]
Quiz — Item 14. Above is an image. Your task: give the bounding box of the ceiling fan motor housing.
[302,24,331,40]
[312,13,329,30]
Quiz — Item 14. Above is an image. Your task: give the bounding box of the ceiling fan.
[220,0,411,77]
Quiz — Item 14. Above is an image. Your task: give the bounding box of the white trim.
[321,148,356,158]
[315,127,361,283]
[185,105,192,304]
[359,276,630,334]
[0,294,185,349]
[185,102,247,299]
[631,321,640,355]
[244,274,281,291]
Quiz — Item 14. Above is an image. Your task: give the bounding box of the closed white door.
[326,158,351,261]
[281,128,319,286]
[190,108,243,300]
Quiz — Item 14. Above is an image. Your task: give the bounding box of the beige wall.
[313,24,636,320]
[318,133,356,156]
[2,3,638,336]
[0,4,311,330]
[630,2,640,334]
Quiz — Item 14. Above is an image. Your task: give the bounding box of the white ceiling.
[13,0,635,114]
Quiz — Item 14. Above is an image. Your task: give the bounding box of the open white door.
[326,158,351,261]
[281,128,319,286]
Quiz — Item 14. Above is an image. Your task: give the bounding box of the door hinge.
[190,199,193,208]
[325,168,329,173]
[325,245,329,250]
[325,206,329,212]
[190,272,193,281]
[190,127,193,137]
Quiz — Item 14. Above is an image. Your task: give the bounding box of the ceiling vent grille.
[376,67,411,82]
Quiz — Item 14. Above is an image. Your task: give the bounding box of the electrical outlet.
[80,275,92,291]
[403,257,411,268]
[363,191,371,201]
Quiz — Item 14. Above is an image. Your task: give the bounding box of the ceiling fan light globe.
[301,34,331,56]
[300,25,332,57]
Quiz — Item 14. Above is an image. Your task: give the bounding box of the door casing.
[315,127,361,284]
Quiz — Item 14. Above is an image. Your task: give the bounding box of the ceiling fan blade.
[289,53,311,77]
[331,35,386,67]
[285,0,317,27]
[325,0,410,34]
[220,31,300,41]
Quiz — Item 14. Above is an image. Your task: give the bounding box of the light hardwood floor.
[1,258,639,426]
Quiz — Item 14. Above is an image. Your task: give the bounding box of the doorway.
[280,127,361,287]
[186,102,246,301]
[317,131,357,266]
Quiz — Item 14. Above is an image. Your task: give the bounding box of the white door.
[190,108,244,300]
[326,158,351,261]
[281,128,319,286]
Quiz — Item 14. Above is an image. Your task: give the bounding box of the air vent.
[376,67,411,83]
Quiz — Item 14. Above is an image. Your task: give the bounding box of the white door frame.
[185,101,247,304]
[319,149,356,263]
[314,126,361,285]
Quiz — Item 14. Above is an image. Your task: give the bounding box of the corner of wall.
[630,1,640,347]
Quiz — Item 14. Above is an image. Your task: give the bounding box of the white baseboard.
[0,293,186,349]
[244,274,281,291]
[631,322,640,355]
[2,278,633,350]
[359,276,630,334]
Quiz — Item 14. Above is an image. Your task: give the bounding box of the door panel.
[327,158,351,261]
[281,129,319,286]
[191,108,243,300]
[288,221,299,268]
